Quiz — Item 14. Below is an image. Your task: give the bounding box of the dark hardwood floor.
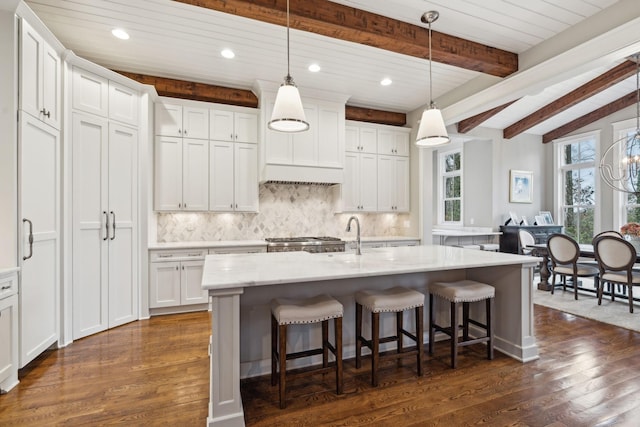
[2,306,640,426]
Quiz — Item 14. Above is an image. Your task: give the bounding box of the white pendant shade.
[268,83,309,132]
[416,108,450,146]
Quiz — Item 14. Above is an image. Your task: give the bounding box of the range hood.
[260,163,343,186]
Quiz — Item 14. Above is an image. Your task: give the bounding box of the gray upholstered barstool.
[355,286,424,387]
[428,280,494,368]
[271,294,343,409]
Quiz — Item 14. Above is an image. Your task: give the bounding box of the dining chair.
[591,231,625,297]
[594,235,640,313]
[518,229,535,255]
[546,233,600,300]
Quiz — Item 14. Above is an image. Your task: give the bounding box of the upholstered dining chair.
[547,233,600,300]
[591,231,625,296]
[594,235,640,313]
[518,229,536,255]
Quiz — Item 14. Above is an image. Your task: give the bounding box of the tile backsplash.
[156,183,410,242]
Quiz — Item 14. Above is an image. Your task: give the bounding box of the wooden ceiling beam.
[456,100,518,134]
[345,106,406,126]
[542,91,636,144]
[174,0,518,78]
[113,70,259,108]
[504,60,637,139]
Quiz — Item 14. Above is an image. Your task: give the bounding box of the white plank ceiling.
[24,0,634,136]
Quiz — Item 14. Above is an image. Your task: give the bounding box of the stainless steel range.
[265,237,345,253]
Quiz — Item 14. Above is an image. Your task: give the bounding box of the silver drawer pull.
[1,285,11,290]
[187,253,202,257]
[158,254,173,258]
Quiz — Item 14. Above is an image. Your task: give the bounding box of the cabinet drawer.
[150,249,207,262]
[0,273,17,300]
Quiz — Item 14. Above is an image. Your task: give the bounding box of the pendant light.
[416,11,450,147]
[600,54,640,195]
[268,0,309,133]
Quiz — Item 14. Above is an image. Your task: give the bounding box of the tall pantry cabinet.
[70,64,141,340]
[17,15,62,368]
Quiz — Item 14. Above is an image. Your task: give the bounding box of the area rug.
[533,287,640,333]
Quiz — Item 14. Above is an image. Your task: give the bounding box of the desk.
[202,246,539,426]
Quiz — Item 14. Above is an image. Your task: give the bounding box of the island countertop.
[202,245,538,290]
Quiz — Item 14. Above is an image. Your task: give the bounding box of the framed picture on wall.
[509,170,533,203]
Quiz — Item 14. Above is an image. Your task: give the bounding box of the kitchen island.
[202,245,539,427]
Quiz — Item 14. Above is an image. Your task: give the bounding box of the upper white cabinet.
[155,136,209,211]
[210,109,258,143]
[377,155,410,212]
[343,151,378,212]
[378,129,410,156]
[345,126,377,153]
[209,141,258,212]
[20,19,61,129]
[72,67,139,126]
[155,103,209,139]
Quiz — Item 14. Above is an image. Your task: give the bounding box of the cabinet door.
[359,127,377,153]
[234,143,259,212]
[183,106,209,139]
[20,20,42,121]
[72,113,109,339]
[234,112,258,143]
[345,126,359,152]
[18,114,59,368]
[210,109,234,141]
[182,138,209,211]
[149,262,181,308]
[318,107,342,167]
[0,302,15,385]
[377,130,395,155]
[377,155,394,211]
[154,136,183,210]
[155,103,182,137]
[394,132,410,156]
[209,141,235,211]
[292,104,317,166]
[265,101,292,164]
[109,81,138,126]
[394,156,410,211]
[342,152,360,211]
[107,123,138,328]
[72,67,109,118]
[41,43,61,129]
[181,260,207,305]
[359,153,378,211]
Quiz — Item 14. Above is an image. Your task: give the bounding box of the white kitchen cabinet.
[155,136,209,211]
[377,155,410,212]
[210,109,258,143]
[345,125,377,153]
[155,103,209,139]
[20,19,61,129]
[149,250,208,309]
[108,81,139,126]
[18,113,59,368]
[377,129,410,156]
[343,151,377,212]
[209,141,258,212]
[0,269,19,393]
[71,113,139,340]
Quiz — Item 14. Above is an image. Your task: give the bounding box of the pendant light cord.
[636,54,639,132]
[429,19,434,108]
[286,0,291,80]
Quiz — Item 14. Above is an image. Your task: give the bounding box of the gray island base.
[202,245,540,426]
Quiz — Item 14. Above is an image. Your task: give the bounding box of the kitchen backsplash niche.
[156,183,410,242]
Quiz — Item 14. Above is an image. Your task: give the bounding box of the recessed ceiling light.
[308,63,321,72]
[111,28,130,40]
[221,49,235,59]
[380,78,392,86]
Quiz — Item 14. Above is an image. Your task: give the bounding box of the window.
[616,127,640,223]
[438,149,462,224]
[555,133,597,244]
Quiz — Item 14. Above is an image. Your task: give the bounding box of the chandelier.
[600,55,640,195]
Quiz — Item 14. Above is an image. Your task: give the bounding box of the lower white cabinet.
[149,250,208,308]
[0,269,19,393]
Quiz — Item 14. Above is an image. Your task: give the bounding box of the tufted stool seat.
[271,294,343,409]
[428,280,494,368]
[355,287,424,387]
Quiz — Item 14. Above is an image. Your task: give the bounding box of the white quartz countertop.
[0,267,19,276]
[149,240,268,250]
[202,245,539,290]
[432,230,501,237]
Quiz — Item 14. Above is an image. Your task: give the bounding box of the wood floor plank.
[2,305,640,426]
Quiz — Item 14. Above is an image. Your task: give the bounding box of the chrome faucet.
[346,216,361,255]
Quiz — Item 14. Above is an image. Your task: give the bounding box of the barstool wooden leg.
[416,306,424,376]
[355,303,363,369]
[450,301,459,369]
[322,320,329,369]
[278,324,287,409]
[371,311,380,387]
[396,311,403,366]
[271,315,277,386]
[487,298,494,360]
[428,294,435,355]
[335,317,343,394]
[462,302,470,341]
